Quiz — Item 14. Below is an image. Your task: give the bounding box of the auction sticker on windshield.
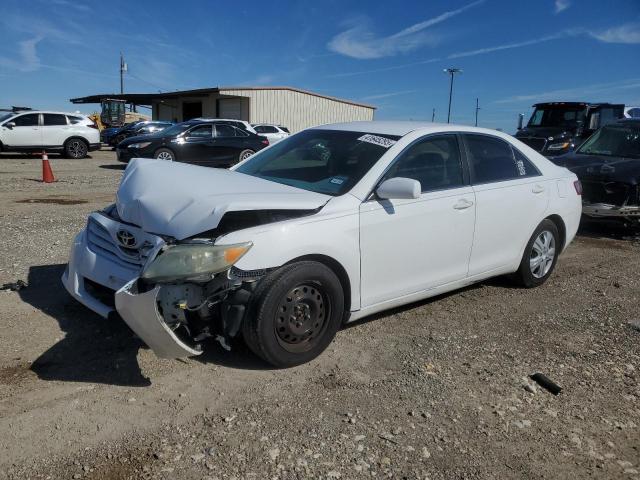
[358,134,397,148]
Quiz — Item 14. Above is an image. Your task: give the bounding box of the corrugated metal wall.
[220,89,375,132]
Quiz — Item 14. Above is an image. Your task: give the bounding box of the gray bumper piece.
[115,279,202,359]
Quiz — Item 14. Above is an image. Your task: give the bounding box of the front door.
[462,133,550,276]
[2,113,41,147]
[180,124,213,163]
[359,134,476,307]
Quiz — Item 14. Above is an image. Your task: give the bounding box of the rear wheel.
[154,148,175,161]
[513,219,560,288]
[64,139,88,159]
[237,149,255,163]
[242,261,344,368]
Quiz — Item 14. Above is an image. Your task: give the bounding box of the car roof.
[9,110,87,117]
[311,121,509,138]
[194,118,249,123]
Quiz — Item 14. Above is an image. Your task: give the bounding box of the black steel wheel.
[242,261,344,367]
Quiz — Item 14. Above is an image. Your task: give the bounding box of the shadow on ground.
[578,217,640,241]
[99,164,125,170]
[20,264,151,387]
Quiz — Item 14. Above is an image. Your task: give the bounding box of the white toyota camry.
[63,122,582,367]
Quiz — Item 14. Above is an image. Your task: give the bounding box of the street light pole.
[444,68,462,124]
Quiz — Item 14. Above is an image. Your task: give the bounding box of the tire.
[64,138,88,159]
[154,148,175,161]
[513,219,560,288]
[242,261,345,368]
[237,149,255,163]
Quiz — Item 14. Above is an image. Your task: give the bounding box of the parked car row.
[101,120,174,147]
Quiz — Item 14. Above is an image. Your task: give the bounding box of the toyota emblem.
[116,229,137,248]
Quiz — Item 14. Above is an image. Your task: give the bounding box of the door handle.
[453,199,474,210]
[532,184,545,194]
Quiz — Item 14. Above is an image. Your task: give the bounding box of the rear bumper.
[583,202,640,219]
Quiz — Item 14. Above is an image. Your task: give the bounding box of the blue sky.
[0,0,638,131]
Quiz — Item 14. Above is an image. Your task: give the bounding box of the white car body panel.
[63,121,582,359]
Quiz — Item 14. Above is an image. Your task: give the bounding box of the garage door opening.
[182,101,202,121]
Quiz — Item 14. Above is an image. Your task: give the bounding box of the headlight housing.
[547,142,571,151]
[128,142,152,149]
[141,242,252,283]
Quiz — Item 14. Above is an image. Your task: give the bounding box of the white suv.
[0,110,101,158]
[253,124,290,143]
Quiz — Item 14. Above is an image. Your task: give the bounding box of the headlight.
[547,142,571,151]
[128,142,152,149]
[141,242,252,283]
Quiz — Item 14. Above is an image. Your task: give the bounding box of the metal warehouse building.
[71,86,376,133]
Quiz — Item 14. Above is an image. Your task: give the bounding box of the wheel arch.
[64,135,89,147]
[545,214,567,253]
[285,254,352,321]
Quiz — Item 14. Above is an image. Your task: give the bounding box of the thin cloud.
[327,57,441,78]
[589,23,640,44]
[448,31,575,58]
[495,78,640,104]
[361,89,419,101]
[554,0,570,14]
[328,0,484,59]
[0,36,43,72]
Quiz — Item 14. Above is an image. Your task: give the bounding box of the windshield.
[528,106,586,128]
[0,112,14,123]
[577,125,640,159]
[235,129,401,196]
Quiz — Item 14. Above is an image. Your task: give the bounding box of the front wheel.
[513,219,560,288]
[154,148,175,161]
[242,261,344,368]
[64,139,88,159]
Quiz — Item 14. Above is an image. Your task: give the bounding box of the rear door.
[463,133,550,276]
[211,124,246,165]
[1,113,41,147]
[41,113,70,147]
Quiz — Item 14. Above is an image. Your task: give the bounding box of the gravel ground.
[0,150,639,480]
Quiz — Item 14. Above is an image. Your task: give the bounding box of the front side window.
[465,134,539,184]
[382,135,464,193]
[43,114,67,126]
[186,125,212,138]
[12,113,39,127]
[236,129,400,196]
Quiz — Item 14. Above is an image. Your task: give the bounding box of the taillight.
[573,180,582,195]
[261,139,269,145]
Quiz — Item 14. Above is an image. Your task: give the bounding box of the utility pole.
[119,52,127,94]
[475,97,480,127]
[443,68,462,123]
[431,108,436,122]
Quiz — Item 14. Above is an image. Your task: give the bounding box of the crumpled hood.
[116,158,331,240]
[552,153,640,183]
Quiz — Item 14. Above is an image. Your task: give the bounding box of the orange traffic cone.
[42,151,55,183]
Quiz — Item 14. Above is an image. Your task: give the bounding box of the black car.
[550,119,640,224]
[116,120,269,166]
[110,121,174,147]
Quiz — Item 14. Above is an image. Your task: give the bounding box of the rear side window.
[43,114,68,126]
[12,114,39,126]
[383,134,464,193]
[464,134,539,184]
[214,124,237,137]
[279,126,290,133]
[67,115,84,124]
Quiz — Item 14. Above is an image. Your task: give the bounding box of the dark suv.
[117,120,269,166]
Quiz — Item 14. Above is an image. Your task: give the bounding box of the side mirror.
[588,112,600,131]
[517,114,524,130]
[376,177,421,200]
[4,121,16,129]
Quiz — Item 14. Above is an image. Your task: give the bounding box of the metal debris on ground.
[530,372,562,395]
[1,280,27,292]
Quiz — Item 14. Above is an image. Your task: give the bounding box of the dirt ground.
[0,150,639,480]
